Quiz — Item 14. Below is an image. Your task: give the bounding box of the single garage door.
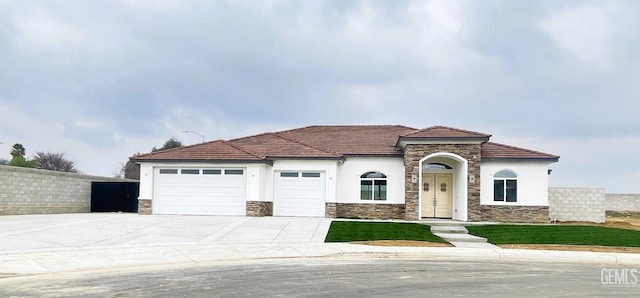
[274,171,325,217]
[154,168,246,215]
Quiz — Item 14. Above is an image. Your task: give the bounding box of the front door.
[421,173,453,218]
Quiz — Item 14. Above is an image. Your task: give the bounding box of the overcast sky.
[1,0,638,193]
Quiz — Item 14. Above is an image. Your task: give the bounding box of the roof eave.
[133,158,269,164]
[482,157,560,163]
[396,137,490,148]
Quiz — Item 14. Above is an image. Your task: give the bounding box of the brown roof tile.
[229,132,341,158]
[132,125,558,162]
[482,142,559,161]
[402,126,491,139]
[133,140,264,161]
[277,125,416,155]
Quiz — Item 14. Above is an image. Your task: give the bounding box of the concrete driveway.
[0,213,332,253]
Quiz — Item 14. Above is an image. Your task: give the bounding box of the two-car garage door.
[153,168,326,217]
[154,168,246,216]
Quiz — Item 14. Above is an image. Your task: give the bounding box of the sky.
[1,0,639,193]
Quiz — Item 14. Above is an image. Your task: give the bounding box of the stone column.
[403,143,482,221]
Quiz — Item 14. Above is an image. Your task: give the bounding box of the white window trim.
[493,170,518,203]
[360,171,388,201]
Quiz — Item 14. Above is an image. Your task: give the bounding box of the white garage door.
[274,171,326,217]
[154,168,246,215]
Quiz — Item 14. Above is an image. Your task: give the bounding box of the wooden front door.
[421,173,453,218]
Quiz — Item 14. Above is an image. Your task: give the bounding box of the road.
[0,257,637,297]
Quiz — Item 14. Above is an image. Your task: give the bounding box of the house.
[133,125,559,222]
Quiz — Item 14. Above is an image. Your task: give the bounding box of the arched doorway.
[419,153,468,220]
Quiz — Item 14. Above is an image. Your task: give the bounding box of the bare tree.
[33,152,77,173]
[0,158,8,165]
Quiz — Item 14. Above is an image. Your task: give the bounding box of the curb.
[1,244,640,277]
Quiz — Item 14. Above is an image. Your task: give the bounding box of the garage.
[274,171,326,217]
[153,168,246,215]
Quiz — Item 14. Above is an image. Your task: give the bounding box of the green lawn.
[467,225,640,247]
[325,221,447,243]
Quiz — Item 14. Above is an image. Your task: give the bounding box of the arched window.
[360,172,387,201]
[494,170,517,202]
[422,163,452,170]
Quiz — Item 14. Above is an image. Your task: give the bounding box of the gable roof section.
[133,140,264,162]
[277,125,416,155]
[228,132,341,158]
[482,142,559,162]
[401,126,491,139]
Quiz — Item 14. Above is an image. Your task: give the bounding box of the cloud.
[0,0,639,192]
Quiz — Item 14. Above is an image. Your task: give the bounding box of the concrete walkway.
[1,214,640,276]
[426,219,500,249]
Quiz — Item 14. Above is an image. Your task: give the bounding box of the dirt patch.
[550,216,640,231]
[499,244,640,254]
[351,240,454,247]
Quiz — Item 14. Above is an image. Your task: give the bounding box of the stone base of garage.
[246,201,273,216]
[138,199,152,215]
[326,203,405,220]
[480,205,549,223]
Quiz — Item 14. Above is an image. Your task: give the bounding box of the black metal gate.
[91,181,139,212]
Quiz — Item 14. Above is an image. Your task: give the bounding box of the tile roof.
[133,140,263,161]
[132,125,559,163]
[229,132,341,158]
[276,125,415,155]
[481,142,559,161]
[401,126,491,139]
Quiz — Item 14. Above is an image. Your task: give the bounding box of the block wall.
[0,165,134,215]
[548,187,605,223]
[606,193,640,212]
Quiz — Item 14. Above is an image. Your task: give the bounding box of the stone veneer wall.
[606,193,640,212]
[325,202,337,218]
[246,201,273,216]
[403,144,482,221]
[332,203,405,219]
[138,199,152,215]
[0,165,135,215]
[548,187,605,223]
[481,205,549,222]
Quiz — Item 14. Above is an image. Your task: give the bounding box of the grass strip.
[466,225,640,247]
[325,221,446,243]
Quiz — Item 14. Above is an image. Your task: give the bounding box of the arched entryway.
[419,153,468,221]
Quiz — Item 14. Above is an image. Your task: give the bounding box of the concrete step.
[433,232,488,243]
[449,242,500,249]
[430,225,468,234]
[421,220,468,226]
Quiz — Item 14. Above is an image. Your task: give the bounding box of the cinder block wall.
[0,165,133,215]
[548,187,606,223]
[606,193,640,212]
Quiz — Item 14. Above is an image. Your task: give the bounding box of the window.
[494,170,517,202]
[203,169,222,175]
[159,169,178,174]
[181,169,200,175]
[280,172,299,177]
[301,172,321,178]
[225,169,244,175]
[360,172,387,201]
[422,163,452,170]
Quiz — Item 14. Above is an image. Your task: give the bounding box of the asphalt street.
[1,258,637,297]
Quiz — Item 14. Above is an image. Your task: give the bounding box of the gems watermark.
[601,268,638,287]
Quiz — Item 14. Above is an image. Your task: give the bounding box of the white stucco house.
[133,125,559,222]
